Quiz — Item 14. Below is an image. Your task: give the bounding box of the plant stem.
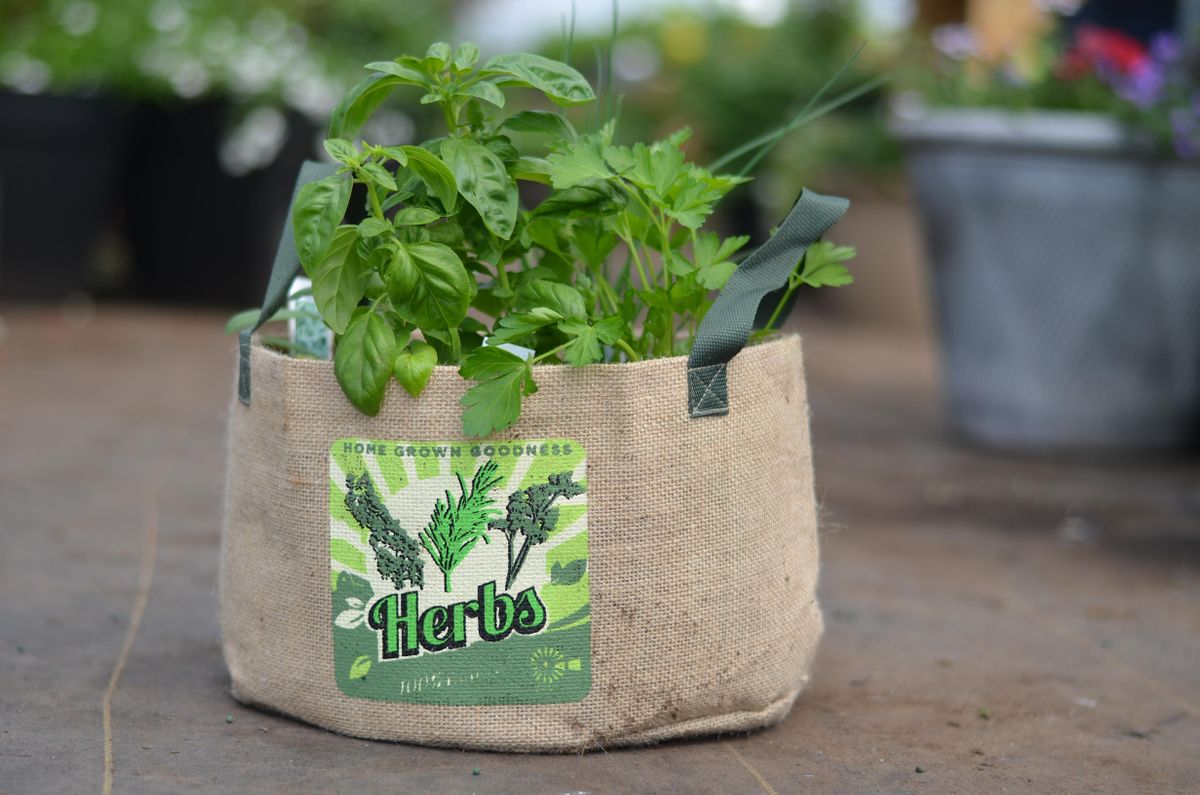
[657,214,674,290]
[617,224,652,290]
[714,74,889,177]
[759,280,798,337]
[441,99,458,134]
[365,180,386,221]
[614,338,641,362]
[593,267,619,315]
[533,342,569,363]
[614,178,655,219]
[495,258,511,294]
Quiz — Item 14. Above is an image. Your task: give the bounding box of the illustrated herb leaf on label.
[345,471,424,590]
[492,472,586,590]
[236,41,865,436]
[419,459,503,592]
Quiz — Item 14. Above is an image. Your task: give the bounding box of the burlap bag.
[219,168,847,752]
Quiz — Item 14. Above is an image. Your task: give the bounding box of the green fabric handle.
[687,189,848,418]
[239,160,340,405]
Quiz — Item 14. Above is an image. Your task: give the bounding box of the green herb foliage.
[344,472,424,590]
[419,459,503,592]
[491,472,585,590]
[751,241,856,341]
[282,41,857,434]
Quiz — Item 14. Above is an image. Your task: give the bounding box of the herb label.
[329,437,590,705]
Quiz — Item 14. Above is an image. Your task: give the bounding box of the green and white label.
[329,438,590,705]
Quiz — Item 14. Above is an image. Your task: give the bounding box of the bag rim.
[250,331,802,381]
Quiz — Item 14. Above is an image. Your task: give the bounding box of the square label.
[329,438,591,705]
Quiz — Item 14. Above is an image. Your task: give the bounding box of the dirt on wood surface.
[1,306,1197,794]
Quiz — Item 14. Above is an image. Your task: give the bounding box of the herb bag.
[220,163,848,752]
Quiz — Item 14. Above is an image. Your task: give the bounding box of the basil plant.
[278,42,854,436]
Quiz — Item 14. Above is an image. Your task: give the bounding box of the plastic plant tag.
[329,438,591,705]
[288,276,332,359]
[482,337,536,361]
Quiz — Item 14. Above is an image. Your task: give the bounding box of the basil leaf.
[391,207,441,226]
[500,110,577,141]
[530,183,621,217]
[311,226,370,335]
[385,241,471,330]
[323,138,359,165]
[360,161,397,192]
[454,43,480,71]
[377,146,409,166]
[224,308,261,335]
[223,307,319,336]
[509,157,552,185]
[400,146,458,212]
[357,217,391,238]
[293,174,351,272]
[424,42,451,70]
[489,307,563,344]
[328,73,412,140]
[394,340,438,397]
[364,60,427,84]
[334,309,396,416]
[462,80,506,108]
[441,137,518,240]
[480,53,596,107]
[516,280,587,322]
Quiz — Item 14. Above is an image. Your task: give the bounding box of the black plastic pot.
[124,100,316,306]
[0,92,132,300]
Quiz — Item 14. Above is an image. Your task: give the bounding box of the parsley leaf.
[459,347,537,437]
[798,241,856,288]
[692,231,749,290]
[559,316,624,366]
[546,138,612,189]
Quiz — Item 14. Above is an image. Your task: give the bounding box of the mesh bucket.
[896,110,1200,451]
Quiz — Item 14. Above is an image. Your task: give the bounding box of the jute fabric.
[220,334,822,751]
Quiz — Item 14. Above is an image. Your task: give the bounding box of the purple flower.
[1117,61,1166,108]
[1150,32,1183,65]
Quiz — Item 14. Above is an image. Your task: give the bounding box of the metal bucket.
[895,109,1200,451]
